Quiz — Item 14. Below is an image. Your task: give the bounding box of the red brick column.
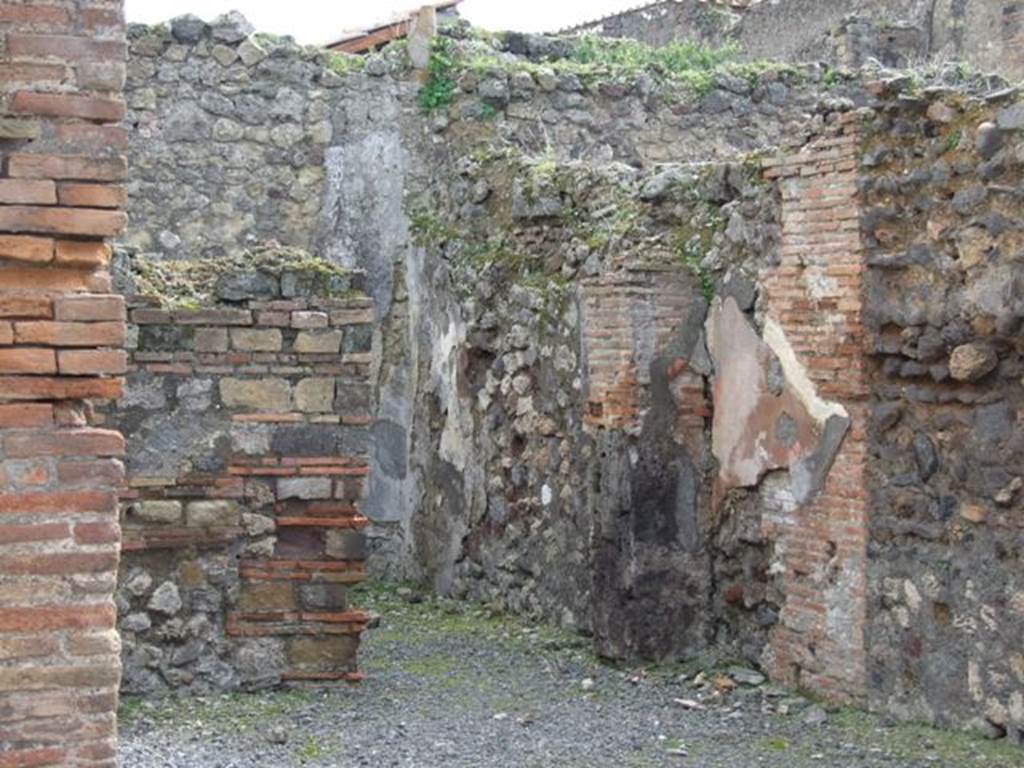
[0,3,128,766]
[761,117,870,703]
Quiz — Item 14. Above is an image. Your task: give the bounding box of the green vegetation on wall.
[419,36,457,111]
[423,30,798,107]
[672,202,725,302]
[570,35,736,77]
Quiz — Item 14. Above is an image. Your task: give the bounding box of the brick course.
[0,2,127,765]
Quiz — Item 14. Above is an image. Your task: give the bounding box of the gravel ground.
[120,584,1024,768]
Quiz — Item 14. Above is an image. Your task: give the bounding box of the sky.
[125,0,642,44]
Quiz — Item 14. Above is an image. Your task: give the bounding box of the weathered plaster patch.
[824,556,865,652]
[706,297,849,505]
[434,318,468,472]
[804,268,839,301]
[762,317,848,424]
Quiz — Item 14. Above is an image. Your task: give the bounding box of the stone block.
[179,561,206,588]
[194,327,229,352]
[238,582,297,613]
[277,477,332,500]
[291,311,328,329]
[137,324,189,352]
[256,311,290,327]
[231,423,272,455]
[121,612,151,632]
[293,329,342,354]
[186,500,240,527]
[342,325,373,354]
[147,582,182,616]
[211,43,237,66]
[997,102,1024,131]
[241,512,275,536]
[329,308,374,325]
[271,424,338,455]
[133,500,182,524]
[171,13,207,43]
[295,378,335,413]
[220,378,290,411]
[215,270,277,301]
[245,537,276,558]
[286,635,357,669]
[949,343,997,382]
[122,569,152,596]
[335,383,372,413]
[238,37,268,66]
[298,583,349,611]
[211,9,254,42]
[0,118,41,140]
[231,328,283,352]
[325,529,366,560]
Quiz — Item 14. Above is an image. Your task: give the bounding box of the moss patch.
[455,32,797,101]
[322,50,365,77]
[830,708,1024,765]
[129,245,360,308]
[118,689,320,733]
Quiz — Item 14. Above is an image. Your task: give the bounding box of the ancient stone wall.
[343,31,867,588]
[561,2,742,50]
[569,0,1024,80]
[438,44,833,166]
[122,16,341,262]
[0,1,128,765]
[104,18,380,695]
[398,138,783,661]
[114,14,1024,745]
[109,258,374,694]
[728,0,927,65]
[861,84,1024,740]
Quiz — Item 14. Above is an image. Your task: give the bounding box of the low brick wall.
[110,279,376,693]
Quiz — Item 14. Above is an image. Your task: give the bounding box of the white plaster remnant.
[903,580,922,613]
[541,484,553,506]
[435,319,468,472]
[706,298,849,502]
[762,317,848,423]
[969,660,984,702]
[804,268,838,300]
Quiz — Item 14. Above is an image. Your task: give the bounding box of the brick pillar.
[0,3,128,766]
[761,117,870,703]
